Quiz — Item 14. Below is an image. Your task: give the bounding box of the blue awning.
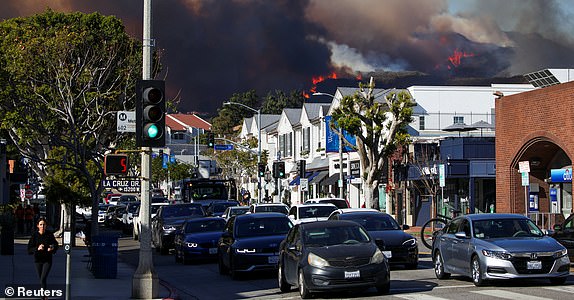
[289,171,318,186]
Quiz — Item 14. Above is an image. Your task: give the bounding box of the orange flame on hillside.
[448,49,475,67]
[302,72,338,98]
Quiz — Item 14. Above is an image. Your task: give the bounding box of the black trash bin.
[90,234,118,279]
[0,226,15,255]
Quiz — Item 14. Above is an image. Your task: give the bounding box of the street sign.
[521,172,529,186]
[117,111,136,133]
[214,144,234,151]
[439,164,445,187]
[101,179,141,193]
[300,178,308,192]
[25,189,33,199]
[519,161,530,173]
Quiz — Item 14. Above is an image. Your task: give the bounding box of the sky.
[2,0,574,116]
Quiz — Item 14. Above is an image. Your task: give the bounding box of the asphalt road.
[111,229,574,300]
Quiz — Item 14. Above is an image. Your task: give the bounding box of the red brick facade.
[496,81,574,214]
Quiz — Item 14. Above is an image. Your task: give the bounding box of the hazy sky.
[2,0,574,115]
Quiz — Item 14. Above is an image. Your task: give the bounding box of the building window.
[419,116,425,130]
[302,127,310,152]
[454,116,464,124]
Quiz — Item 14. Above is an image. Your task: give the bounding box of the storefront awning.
[320,173,340,186]
[309,170,329,185]
[289,171,317,186]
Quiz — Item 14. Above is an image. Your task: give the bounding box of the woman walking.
[27,217,58,296]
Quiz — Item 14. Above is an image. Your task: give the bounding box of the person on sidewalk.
[27,217,59,294]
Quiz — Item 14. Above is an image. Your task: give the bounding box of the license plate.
[209,248,217,255]
[383,251,392,258]
[344,270,360,279]
[527,261,542,270]
[268,255,279,264]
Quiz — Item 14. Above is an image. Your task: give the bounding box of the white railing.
[527,212,566,232]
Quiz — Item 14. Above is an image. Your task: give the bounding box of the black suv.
[151,203,205,254]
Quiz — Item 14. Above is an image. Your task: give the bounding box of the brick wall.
[495,81,574,213]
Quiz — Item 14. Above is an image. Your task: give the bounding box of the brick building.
[495,80,574,225]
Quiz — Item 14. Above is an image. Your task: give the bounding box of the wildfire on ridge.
[302,72,338,98]
[448,49,475,67]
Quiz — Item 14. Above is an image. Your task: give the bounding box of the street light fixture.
[312,92,345,199]
[223,101,262,203]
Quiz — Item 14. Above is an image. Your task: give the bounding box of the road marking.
[395,294,447,300]
[471,290,553,300]
[543,285,574,293]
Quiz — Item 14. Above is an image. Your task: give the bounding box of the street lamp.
[223,101,262,203]
[312,92,345,199]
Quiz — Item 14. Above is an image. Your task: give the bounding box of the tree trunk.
[364,180,378,209]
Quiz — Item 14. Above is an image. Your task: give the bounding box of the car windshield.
[127,203,140,213]
[229,207,249,217]
[298,206,337,219]
[304,225,371,246]
[344,214,401,231]
[162,205,204,218]
[151,205,164,215]
[236,217,292,237]
[256,205,288,214]
[185,219,225,233]
[211,202,237,213]
[190,185,227,200]
[472,218,544,239]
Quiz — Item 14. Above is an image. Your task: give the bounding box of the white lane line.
[471,290,553,300]
[542,285,574,293]
[394,294,449,300]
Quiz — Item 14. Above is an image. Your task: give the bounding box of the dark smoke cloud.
[1,0,574,115]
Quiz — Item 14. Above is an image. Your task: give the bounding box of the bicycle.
[420,209,462,249]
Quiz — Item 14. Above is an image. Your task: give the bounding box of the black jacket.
[27,230,59,263]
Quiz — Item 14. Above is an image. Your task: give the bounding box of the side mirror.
[553,224,562,231]
[454,232,469,239]
[402,224,410,230]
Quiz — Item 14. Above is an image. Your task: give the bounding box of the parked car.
[249,203,289,215]
[305,197,349,209]
[98,204,113,223]
[550,214,574,261]
[277,220,390,298]
[222,206,249,221]
[122,202,141,234]
[152,203,205,254]
[206,201,240,218]
[133,202,169,240]
[104,205,126,229]
[288,203,337,225]
[218,212,293,279]
[174,217,227,264]
[105,193,121,204]
[328,208,418,269]
[432,213,570,286]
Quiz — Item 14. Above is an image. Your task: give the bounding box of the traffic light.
[207,132,215,148]
[104,154,128,176]
[298,160,306,178]
[273,161,286,178]
[136,80,165,147]
[258,163,266,177]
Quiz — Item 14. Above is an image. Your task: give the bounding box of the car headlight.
[554,248,568,258]
[482,249,512,260]
[371,249,385,264]
[402,238,417,247]
[236,248,256,253]
[308,252,329,268]
[162,225,176,231]
[186,242,198,248]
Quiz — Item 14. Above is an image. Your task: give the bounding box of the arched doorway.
[510,138,572,229]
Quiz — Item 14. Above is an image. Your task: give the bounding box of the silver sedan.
[432,213,570,286]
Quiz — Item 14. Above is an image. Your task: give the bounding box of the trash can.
[0,225,15,255]
[90,234,118,279]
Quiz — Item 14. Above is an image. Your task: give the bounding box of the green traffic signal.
[144,123,160,139]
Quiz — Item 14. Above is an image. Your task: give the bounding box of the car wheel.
[278,263,291,293]
[133,231,138,241]
[230,258,240,280]
[218,253,228,275]
[471,256,486,286]
[298,269,311,299]
[434,251,451,279]
[550,276,567,285]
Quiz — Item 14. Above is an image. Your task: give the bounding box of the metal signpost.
[519,161,530,216]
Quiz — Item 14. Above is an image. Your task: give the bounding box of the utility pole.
[132,0,159,298]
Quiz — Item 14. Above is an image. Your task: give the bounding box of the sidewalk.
[0,236,172,299]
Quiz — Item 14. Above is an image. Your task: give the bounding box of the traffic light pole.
[132,0,159,298]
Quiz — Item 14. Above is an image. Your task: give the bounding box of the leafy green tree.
[331,77,414,209]
[0,10,145,232]
[211,90,259,135]
[261,90,305,114]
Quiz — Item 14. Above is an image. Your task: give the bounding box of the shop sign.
[550,168,572,183]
